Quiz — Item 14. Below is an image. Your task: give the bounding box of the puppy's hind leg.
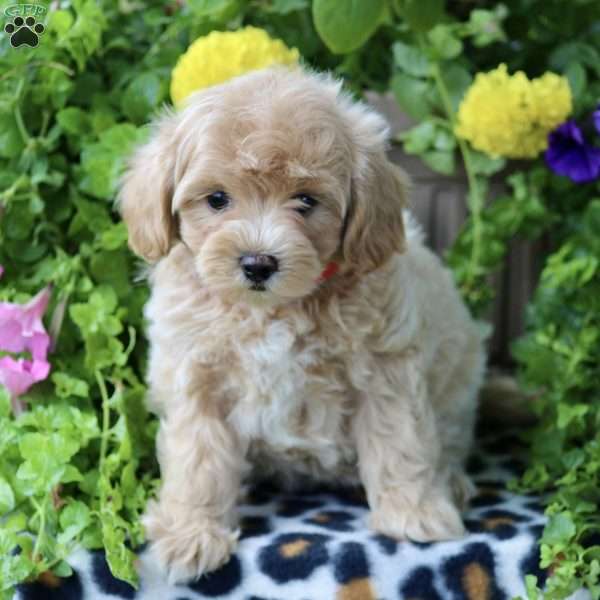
[352,352,466,543]
[434,332,486,510]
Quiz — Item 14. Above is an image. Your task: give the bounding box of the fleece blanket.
[15,430,549,600]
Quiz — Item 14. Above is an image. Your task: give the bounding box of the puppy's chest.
[225,319,357,474]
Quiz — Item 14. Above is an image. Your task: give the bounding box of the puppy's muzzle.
[239,254,279,289]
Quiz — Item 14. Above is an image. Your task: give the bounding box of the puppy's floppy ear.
[341,105,408,274]
[118,113,178,262]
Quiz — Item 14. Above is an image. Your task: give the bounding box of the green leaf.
[101,504,139,588]
[17,432,79,492]
[70,285,121,336]
[433,127,456,152]
[266,0,308,14]
[188,0,243,21]
[100,223,129,251]
[440,64,472,111]
[0,420,17,456]
[0,530,35,591]
[121,73,163,124]
[525,575,541,600]
[52,372,90,399]
[0,388,10,419]
[17,405,99,445]
[119,387,153,459]
[557,403,589,429]
[79,125,145,200]
[4,512,27,533]
[0,114,25,159]
[398,0,444,32]
[56,107,90,136]
[58,501,91,545]
[61,465,84,484]
[550,42,600,74]
[56,0,106,70]
[469,151,506,176]
[0,477,15,514]
[312,0,386,54]
[72,195,113,233]
[391,73,433,121]
[428,25,463,60]
[392,41,430,77]
[51,561,73,577]
[400,117,456,173]
[86,335,127,371]
[544,513,576,545]
[401,120,436,153]
[91,285,119,315]
[90,250,131,298]
[564,62,586,99]
[465,6,508,47]
[79,469,100,497]
[422,150,455,175]
[47,9,74,36]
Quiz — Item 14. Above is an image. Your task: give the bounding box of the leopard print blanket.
[15,431,548,600]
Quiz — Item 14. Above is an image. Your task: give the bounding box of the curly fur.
[118,67,486,584]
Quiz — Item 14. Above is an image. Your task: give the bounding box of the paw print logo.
[4,15,45,48]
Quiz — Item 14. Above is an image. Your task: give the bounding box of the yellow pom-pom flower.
[455,64,572,159]
[170,26,300,107]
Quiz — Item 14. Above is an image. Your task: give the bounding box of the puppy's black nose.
[240,254,279,284]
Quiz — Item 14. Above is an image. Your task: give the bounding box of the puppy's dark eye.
[207,191,230,211]
[294,194,318,216]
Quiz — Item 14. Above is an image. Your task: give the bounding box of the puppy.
[119,67,486,584]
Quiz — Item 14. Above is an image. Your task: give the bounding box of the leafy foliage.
[511,195,600,599]
[312,0,386,54]
[0,0,165,592]
[1,0,599,598]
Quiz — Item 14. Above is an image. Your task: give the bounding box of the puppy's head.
[119,68,407,306]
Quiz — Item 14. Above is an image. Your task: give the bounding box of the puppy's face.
[173,107,349,305]
[120,68,408,306]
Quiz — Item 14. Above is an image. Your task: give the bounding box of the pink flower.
[0,356,50,398]
[0,286,51,360]
[0,285,52,412]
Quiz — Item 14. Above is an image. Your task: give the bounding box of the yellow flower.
[170,27,300,107]
[455,64,572,159]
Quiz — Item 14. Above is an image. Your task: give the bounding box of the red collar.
[317,261,339,283]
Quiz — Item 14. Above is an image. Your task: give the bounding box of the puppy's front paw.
[369,489,466,543]
[143,499,239,584]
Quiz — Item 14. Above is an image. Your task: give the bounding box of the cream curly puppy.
[119,67,486,584]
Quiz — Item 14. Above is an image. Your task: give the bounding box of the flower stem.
[427,49,485,290]
[31,496,47,563]
[13,78,31,145]
[95,370,113,524]
[0,174,28,203]
[0,61,74,84]
[95,370,110,481]
[11,395,26,416]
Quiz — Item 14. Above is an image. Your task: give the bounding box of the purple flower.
[545,119,600,184]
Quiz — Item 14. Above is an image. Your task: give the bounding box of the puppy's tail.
[478,371,536,427]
